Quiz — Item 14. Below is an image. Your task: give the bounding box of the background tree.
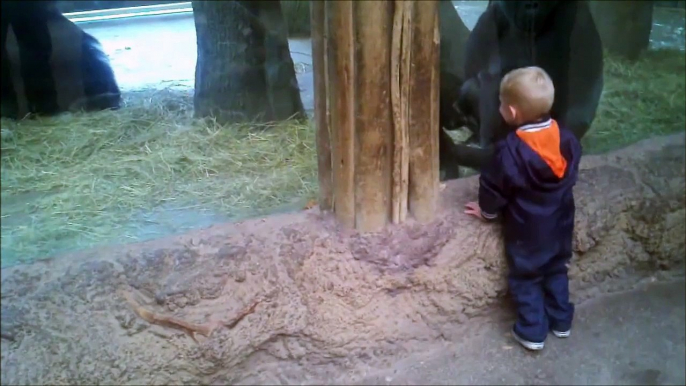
[589,1,654,61]
[257,0,306,121]
[281,1,311,37]
[192,0,304,124]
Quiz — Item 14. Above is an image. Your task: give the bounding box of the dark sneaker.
[512,328,544,351]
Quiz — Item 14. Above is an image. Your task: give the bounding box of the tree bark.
[407,1,440,223]
[257,0,306,121]
[192,0,304,124]
[589,1,654,61]
[353,0,394,230]
[314,0,440,232]
[326,0,357,229]
[282,0,311,37]
[311,0,333,211]
[192,1,271,123]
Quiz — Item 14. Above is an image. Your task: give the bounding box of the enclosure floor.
[352,276,686,386]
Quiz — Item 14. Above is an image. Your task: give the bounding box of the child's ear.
[509,105,518,120]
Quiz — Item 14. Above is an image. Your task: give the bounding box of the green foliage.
[282,0,311,38]
[581,49,686,154]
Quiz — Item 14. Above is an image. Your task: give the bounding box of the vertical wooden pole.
[313,0,439,231]
[326,1,356,229]
[310,0,333,211]
[407,1,439,223]
[354,0,393,231]
[391,1,412,224]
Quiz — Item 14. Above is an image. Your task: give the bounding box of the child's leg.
[508,273,549,344]
[543,255,575,335]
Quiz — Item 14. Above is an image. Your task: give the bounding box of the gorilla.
[446,0,604,172]
[1,0,121,119]
[438,0,472,180]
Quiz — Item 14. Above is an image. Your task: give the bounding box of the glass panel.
[1,2,684,382]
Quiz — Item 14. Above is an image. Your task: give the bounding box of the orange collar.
[515,119,568,178]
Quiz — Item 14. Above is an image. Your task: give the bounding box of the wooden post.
[311,0,439,232]
[311,0,333,211]
[391,1,412,225]
[327,0,357,229]
[407,1,440,222]
[353,1,394,231]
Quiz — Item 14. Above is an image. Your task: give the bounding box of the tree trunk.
[258,0,306,121]
[313,0,440,232]
[282,0,311,37]
[192,1,305,124]
[192,1,271,123]
[589,1,654,61]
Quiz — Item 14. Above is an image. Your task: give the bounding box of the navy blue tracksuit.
[478,117,582,343]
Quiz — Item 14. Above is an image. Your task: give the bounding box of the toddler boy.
[464,66,582,351]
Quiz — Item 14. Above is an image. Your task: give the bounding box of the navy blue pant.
[507,250,575,343]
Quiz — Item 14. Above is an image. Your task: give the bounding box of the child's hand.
[464,201,486,220]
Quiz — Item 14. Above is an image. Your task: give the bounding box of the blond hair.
[500,66,555,122]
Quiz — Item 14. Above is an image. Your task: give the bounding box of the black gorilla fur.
[447,0,604,172]
[1,1,121,119]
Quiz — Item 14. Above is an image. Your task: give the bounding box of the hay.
[1,50,684,266]
[1,88,317,265]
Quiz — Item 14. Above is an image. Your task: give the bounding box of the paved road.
[353,277,686,386]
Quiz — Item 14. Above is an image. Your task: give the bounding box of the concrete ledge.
[1,133,684,385]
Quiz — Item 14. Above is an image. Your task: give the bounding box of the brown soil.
[1,133,684,385]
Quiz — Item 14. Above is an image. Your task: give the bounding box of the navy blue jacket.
[478,118,582,266]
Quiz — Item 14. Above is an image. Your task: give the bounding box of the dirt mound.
[1,133,684,385]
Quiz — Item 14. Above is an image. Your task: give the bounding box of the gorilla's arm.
[452,4,505,171]
[452,143,495,171]
[453,69,505,171]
